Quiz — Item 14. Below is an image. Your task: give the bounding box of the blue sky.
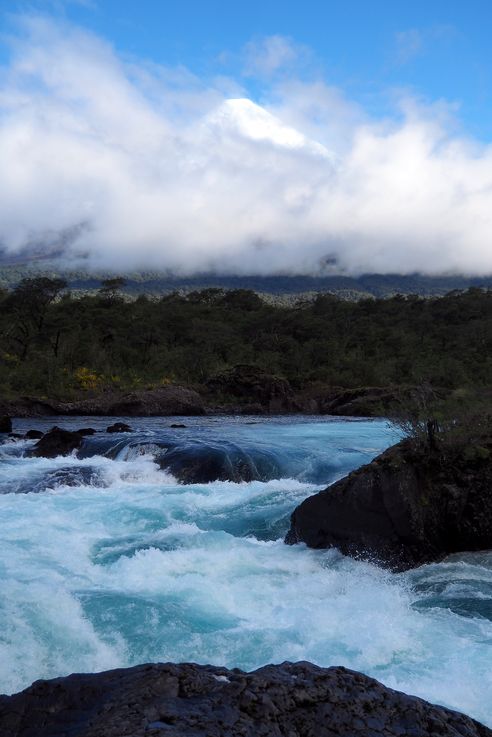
[4,0,492,138]
[1,0,492,275]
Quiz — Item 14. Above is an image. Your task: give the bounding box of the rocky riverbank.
[0,368,412,418]
[0,386,206,418]
[1,661,490,737]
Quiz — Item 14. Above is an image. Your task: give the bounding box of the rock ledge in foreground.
[0,661,490,737]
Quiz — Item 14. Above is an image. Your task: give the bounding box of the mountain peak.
[205,97,332,158]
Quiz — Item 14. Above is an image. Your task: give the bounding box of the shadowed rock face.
[29,427,84,459]
[0,386,205,417]
[0,661,490,737]
[206,365,293,412]
[0,416,12,433]
[286,439,492,571]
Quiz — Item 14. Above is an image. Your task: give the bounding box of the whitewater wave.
[0,416,491,726]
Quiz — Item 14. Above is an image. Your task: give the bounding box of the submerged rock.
[106,422,133,433]
[0,416,12,434]
[26,466,98,494]
[24,430,44,440]
[30,427,84,459]
[286,439,492,571]
[0,661,490,737]
[158,442,279,484]
[76,428,97,436]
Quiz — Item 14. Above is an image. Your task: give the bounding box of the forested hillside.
[0,279,490,400]
[2,263,492,299]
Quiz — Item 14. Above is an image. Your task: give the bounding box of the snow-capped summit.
[204,98,332,159]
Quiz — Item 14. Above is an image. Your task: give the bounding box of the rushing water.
[1,415,491,725]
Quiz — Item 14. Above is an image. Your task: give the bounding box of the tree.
[391,384,492,458]
[4,277,67,360]
[99,277,127,303]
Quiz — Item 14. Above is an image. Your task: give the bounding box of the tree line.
[0,278,491,399]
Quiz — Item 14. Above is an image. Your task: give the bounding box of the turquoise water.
[1,416,491,726]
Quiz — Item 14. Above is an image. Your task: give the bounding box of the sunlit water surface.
[1,416,491,726]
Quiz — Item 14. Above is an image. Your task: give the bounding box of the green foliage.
[391,385,492,459]
[0,283,491,400]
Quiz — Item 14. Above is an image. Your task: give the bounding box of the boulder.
[24,430,44,440]
[158,443,276,484]
[106,422,133,433]
[0,416,12,433]
[30,427,84,459]
[0,661,489,737]
[76,428,97,436]
[286,438,492,571]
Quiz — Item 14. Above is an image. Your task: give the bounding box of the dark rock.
[159,442,276,484]
[8,433,23,440]
[24,467,99,494]
[312,385,450,418]
[30,427,84,459]
[0,416,12,433]
[239,402,267,415]
[317,386,401,417]
[71,386,205,416]
[206,365,293,412]
[76,428,97,436]
[0,661,489,737]
[286,439,492,571]
[0,387,205,418]
[1,398,61,417]
[170,423,187,428]
[106,422,133,433]
[24,430,44,440]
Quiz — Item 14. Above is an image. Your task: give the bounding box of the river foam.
[1,416,491,725]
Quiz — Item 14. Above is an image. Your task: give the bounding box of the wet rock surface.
[30,427,84,458]
[106,422,133,433]
[0,416,12,433]
[23,429,44,440]
[157,441,280,484]
[286,438,492,571]
[0,661,490,737]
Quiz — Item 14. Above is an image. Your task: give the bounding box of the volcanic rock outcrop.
[0,661,490,737]
[30,427,84,458]
[0,386,205,417]
[286,438,492,571]
[206,365,293,412]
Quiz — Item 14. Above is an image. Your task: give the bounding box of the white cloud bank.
[1,17,492,275]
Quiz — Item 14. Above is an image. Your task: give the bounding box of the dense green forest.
[0,278,491,399]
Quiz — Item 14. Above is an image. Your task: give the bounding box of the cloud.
[394,24,458,65]
[0,17,492,276]
[243,35,308,78]
[394,29,424,64]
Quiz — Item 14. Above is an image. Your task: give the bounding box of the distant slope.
[1,262,492,299]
